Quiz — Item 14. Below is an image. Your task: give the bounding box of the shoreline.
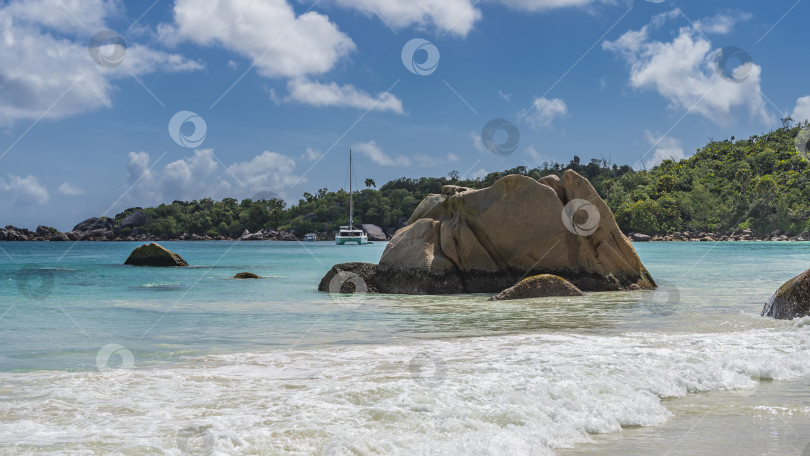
[1,224,389,243]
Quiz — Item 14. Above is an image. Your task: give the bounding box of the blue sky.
[0,0,808,231]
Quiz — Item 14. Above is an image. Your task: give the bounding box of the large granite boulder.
[319,170,655,294]
[488,274,583,301]
[120,210,147,228]
[73,217,112,233]
[762,268,810,319]
[361,224,387,241]
[124,243,188,266]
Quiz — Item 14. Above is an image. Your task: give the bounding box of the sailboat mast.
[349,149,353,228]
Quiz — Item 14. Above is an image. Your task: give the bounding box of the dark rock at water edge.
[234,272,260,279]
[762,268,810,319]
[318,262,642,295]
[488,275,583,301]
[124,243,189,267]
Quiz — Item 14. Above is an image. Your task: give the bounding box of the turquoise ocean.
[2,241,810,455]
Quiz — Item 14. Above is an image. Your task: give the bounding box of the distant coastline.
[0,219,386,243]
[3,221,807,243]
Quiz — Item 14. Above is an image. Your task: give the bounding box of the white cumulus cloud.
[0,0,201,125]
[125,148,302,206]
[603,10,771,125]
[352,140,410,166]
[522,97,567,128]
[329,0,614,36]
[638,131,685,170]
[57,182,83,195]
[0,174,49,205]
[160,0,354,79]
[792,96,810,123]
[285,78,404,113]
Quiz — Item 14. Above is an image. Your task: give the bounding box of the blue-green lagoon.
[2,241,810,454]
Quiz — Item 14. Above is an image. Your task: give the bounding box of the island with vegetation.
[2,121,809,242]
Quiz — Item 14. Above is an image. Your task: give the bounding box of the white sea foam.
[2,325,810,455]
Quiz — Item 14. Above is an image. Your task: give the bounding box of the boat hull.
[335,236,368,245]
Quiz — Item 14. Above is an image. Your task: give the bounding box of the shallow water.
[1,240,810,454]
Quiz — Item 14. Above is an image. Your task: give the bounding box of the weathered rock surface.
[124,243,188,266]
[488,274,583,301]
[361,224,387,241]
[234,272,260,279]
[762,268,810,319]
[630,233,651,242]
[73,217,112,233]
[319,170,655,295]
[120,210,147,228]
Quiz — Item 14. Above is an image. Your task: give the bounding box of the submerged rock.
[124,243,188,267]
[234,272,260,279]
[319,170,655,295]
[762,268,810,319]
[488,275,583,301]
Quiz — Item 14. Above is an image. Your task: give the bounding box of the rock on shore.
[124,243,188,266]
[488,275,583,301]
[762,268,810,319]
[319,170,655,295]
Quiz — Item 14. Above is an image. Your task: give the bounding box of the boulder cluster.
[630,229,810,242]
[320,170,656,295]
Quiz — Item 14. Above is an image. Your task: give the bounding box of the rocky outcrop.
[234,272,260,279]
[762,268,810,319]
[319,170,655,295]
[361,224,387,241]
[73,217,112,233]
[488,274,583,301]
[124,243,188,266]
[120,210,147,228]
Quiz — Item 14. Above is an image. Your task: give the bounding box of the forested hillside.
[106,121,810,237]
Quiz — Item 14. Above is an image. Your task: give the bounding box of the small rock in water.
[124,243,188,267]
[488,274,583,301]
[234,272,260,279]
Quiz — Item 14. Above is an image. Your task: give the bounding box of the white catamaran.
[335,149,368,245]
